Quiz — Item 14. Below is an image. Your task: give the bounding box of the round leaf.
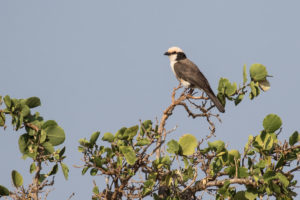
[102,132,114,143]
[42,142,54,153]
[45,125,65,146]
[0,185,9,196]
[11,170,23,188]
[25,97,41,108]
[42,120,58,129]
[208,140,225,153]
[263,114,282,133]
[167,140,180,154]
[250,63,267,81]
[179,134,198,156]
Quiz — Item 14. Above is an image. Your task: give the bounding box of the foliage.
[77,64,299,199]
[1,63,300,200]
[0,96,68,199]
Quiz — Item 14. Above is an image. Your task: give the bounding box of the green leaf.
[249,81,257,99]
[60,162,69,180]
[39,130,47,143]
[30,162,36,174]
[82,167,89,175]
[59,146,66,158]
[102,132,114,143]
[25,97,41,108]
[93,186,99,194]
[263,134,274,150]
[218,180,230,195]
[141,120,152,134]
[255,160,266,169]
[18,134,29,154]
[42,120,58,129]
[42,142,54,153]
[78,138,90,147]
[119,146,137,165]
[179,134,198,156]
[218,78,237,96]
[90,168,98,176]
[38,174,47,184]
[78,146,84,152]
[3,95,11,108]
[124,125,139,139]
[245,189,258,200]
[234,191,247,200]
[21,105,30,117]
[228,149,240,164]
[234,94,244,105]
[275,155,285,169]
[161,155,171,166]
[263,114,282,133]
[243,64,247,85]
[136,138,150,146]
[225,82,237,96]
[238,167,249,178]
[263,170,276,182]
[90,131,100,145]
[45,125,65,146]
[289,131,299,146]
[115,127,127,139]
[167,140,180,154]
[48,164,58,176]
[208,140,225,153]
[0,185,9,196]
[276,173,289,187]
[11,170,23,187]
[0,112,5,127]
[249,63,268,81]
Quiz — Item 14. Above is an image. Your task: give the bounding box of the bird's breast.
[170,60,177,76]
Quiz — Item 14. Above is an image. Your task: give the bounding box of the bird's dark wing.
[174,59,213,93]
[174,59,225,113]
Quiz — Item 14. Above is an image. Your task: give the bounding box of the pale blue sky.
[1,1,300,199]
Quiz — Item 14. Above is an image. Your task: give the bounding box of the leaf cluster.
[0,95,68,198]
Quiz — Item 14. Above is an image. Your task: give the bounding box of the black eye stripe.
[171,52,177,54]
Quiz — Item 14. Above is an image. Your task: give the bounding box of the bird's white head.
[164,46,186,62]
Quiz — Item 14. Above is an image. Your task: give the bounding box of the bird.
[164,46,225,113]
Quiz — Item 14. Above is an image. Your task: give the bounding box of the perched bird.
[164,46,225,113]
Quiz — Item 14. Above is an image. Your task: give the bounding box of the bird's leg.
[188,88,194,95]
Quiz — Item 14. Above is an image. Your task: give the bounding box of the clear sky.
[1,1,300,199]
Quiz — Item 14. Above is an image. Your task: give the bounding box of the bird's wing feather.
[174,60,214,94]
[174,59,225,113]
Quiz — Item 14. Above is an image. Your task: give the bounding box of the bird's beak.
[164,52,170,56]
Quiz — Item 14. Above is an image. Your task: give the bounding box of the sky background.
[1,1,300,199]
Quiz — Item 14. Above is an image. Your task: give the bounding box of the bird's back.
[175,59,215,95]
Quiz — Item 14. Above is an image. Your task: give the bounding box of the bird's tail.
[206,91,225,113]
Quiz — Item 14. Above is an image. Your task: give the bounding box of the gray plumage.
[164,46,225,113]
[174,60,225,113]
